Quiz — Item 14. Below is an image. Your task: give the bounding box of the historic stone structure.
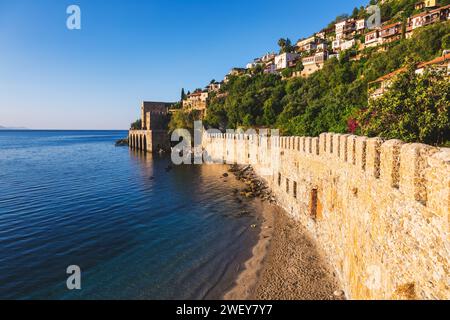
[203,132,449,300]
[128,101,173,152]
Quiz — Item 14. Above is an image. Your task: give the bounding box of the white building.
[328,53,339,60]
[317,43,328,51]
[335,19,356,40]
[261,52,276,63]
[332,38,355,51]
[274,52,300,70]
[356,19,366,32]
[296,36,317,52]
[207,82,222,93]
[316,31,326,39]
[332,39,343,50]
[246,57,263,69]
[335,21,347,40]
[341,39,356,51]
[365,30,381,47]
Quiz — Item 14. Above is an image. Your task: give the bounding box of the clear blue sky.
[0,0,368,130]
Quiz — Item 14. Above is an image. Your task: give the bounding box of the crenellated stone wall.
[203,132,450,300]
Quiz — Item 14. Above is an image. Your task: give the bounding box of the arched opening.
[143,135,147,152]
[130,135,134,148]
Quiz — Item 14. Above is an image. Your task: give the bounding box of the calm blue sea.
[0,130,259,300]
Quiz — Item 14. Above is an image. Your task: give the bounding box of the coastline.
[224,169,343,300]
[223,199,276,300]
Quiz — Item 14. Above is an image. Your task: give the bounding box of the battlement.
[203,132,450,300]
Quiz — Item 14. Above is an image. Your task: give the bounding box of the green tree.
[442,33,450,50]
[205,22,449,145]
[281,67,293,78]
[278,38,294,53]
[168,110,202,134]
[359,67,450,145]
[130,119,142,130]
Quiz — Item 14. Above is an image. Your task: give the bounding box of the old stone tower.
[128,101,173,152]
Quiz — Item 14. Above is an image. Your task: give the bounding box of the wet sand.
[225,200,343,300]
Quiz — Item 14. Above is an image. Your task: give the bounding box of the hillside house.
[365,29,382,47]
[316,31,326,39]
[411,4,450,29]
[368,52,450,99]
[335,19,356,40]
[261,52,276,63]
[207,81,222,93]
[332,38,341,51]
[275,52,300,70]
[183,90,209,115]
[341,39,356,51]
[415,0,438,10]
[356,19,366,34]
[296,36,325,53]
[380,22,403,44]
[301,51,328,77]
[317,43,328,51]
[224,68,246,83]
[332,38,356,52]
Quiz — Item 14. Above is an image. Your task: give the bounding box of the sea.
[0,130,260,299]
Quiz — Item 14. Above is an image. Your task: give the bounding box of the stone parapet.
[203,132,449,300]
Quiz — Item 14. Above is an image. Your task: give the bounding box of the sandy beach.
[225,194,343,300]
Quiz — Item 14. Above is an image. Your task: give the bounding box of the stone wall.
[129,101,172,152]
[203,132,449,300]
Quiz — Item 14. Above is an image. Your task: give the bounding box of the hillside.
[203,22,449,143]
[171,0,450,145]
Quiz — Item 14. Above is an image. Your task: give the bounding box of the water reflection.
[0,131,259,300]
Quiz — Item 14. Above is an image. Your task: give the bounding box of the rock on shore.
[228,164,276,204]
[115,138,129,147]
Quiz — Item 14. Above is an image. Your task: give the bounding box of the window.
[286,179,290,193]
[293,182,297,199]
[278,173,281,186]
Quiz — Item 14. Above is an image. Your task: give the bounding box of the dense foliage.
[168,0,450,145]
[130,119,141,130]
[375,0,450,22]
[360,67,449,144]
[168,109,203,134]
[202,22,449,145]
